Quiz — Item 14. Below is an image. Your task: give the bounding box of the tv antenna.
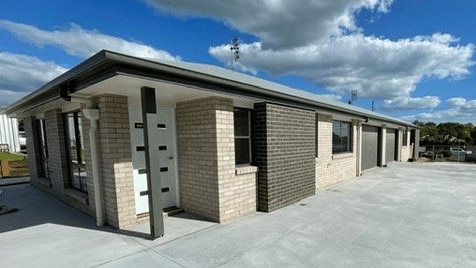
[348,90,358,105]
[230,36,240,70]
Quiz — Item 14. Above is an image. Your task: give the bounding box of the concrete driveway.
[1,162,475,267]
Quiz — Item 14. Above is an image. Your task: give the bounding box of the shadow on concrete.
[0,183,215,241]
[0,183,111,234]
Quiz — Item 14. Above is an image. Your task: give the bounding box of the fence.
[419,145,476,163]
[0,159,29,178]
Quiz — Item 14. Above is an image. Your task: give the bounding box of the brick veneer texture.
[44,109,70,190]
[253,103,316,212]
[315,113,358,190]
[96,95,136,228]
[176,96,257,223]
[401,129,412,161]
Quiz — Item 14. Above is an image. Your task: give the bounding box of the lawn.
[0,152,27,161]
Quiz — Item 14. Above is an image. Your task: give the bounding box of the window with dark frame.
[38,119,50,179]
[332,120,352,154]
[65,112,88,192]
[234,108,252,165]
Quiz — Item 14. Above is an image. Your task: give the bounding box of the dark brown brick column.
[253,103,316,212]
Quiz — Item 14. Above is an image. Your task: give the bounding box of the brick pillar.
[177,96,257,223]
[253,103,316,212]
[96,95,136,229]
[355,120,363,176]
[380,125,387,167]
[176,97,224,222]
[413,129,420,160]
[44,109,70,190]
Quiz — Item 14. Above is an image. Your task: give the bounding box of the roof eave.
[6,50,418,128]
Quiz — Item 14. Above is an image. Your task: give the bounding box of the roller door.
[362,125,380,170]
[385,129,396,163]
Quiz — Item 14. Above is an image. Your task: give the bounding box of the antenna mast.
[230,37,240,70]
[348,90,358,105]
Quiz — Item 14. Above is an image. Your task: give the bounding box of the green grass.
[0,152,27,161]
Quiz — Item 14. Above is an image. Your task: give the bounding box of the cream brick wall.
[44,109,70,190]
[401,129,412,161]
[95,95,137,229]
[401,146,411,161]
[177,97,256,223]
[316,114,358,190]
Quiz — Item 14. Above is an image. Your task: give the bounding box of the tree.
[417,121,475,146]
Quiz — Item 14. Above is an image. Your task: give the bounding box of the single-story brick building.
[6,50,419,237]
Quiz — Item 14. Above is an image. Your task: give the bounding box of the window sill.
[64,188,88,205]
[235,165,258,175]
[332,152,354,160]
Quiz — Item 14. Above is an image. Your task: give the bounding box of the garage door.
[385,129,396,163]
[362,125,380,170]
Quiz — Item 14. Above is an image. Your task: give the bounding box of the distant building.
[0,107,21,153]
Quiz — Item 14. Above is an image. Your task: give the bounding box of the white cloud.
[209,34,473,105]
[446,97,467,107]
[0,20,180,61]
[147,0,394,48]
[401,97,476,124]
[149,0,475,111]
[0,52,67,106]
[0,20,182,106]
[447,97,476,109]
[382,96,440,110]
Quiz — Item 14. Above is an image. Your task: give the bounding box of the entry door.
[129,105,179,214]
[155,108,179,209]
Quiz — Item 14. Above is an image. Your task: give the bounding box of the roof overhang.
[6,50,417,128]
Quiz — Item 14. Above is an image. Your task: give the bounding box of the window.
[65,112,87,192]
[332,120,352,154]
[38,119,50,178]
[234,108,252,165]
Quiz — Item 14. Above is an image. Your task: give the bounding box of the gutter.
[103,52,417,128]
[7,49,418,129]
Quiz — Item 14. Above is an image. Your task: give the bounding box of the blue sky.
[1,0,475,124]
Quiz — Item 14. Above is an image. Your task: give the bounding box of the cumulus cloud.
[209,34,472,103]
[0,20,180,61]
[382,96,440,110]
[147,0,394,48]
[447,97,476,109]
[149,0,474,111]
[401,97,476,124]
[0,52,67,105]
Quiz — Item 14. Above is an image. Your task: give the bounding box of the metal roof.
[6,50,416,127]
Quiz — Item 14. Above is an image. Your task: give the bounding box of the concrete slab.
[0,177,30,186]
[1,162,475,267]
